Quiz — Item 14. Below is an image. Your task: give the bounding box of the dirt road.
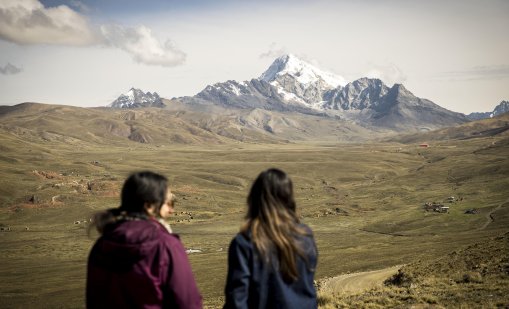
[318,265,401,296]
[479,197,509,230]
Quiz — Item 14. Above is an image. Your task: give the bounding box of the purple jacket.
[86,218,202,309]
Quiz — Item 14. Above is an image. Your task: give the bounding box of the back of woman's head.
[120,171,168,214]
[244,168,307,282]
[91,171,168,234]
[247,168,296,220]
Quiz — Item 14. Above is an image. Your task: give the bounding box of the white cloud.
[259,43,288,59]
[365,63,407,86]
[0,63,22,75]
[441,65,509,81]
[0,0,186,67]
[100,24,186,67]
[0,0,98,46]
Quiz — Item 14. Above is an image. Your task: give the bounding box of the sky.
[0,0,508,114]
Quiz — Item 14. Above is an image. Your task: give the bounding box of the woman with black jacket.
[224,168,318,309]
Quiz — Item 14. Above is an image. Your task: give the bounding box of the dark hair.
[91,171,168,234]
[242,168,309,282]
[120,171,168,213]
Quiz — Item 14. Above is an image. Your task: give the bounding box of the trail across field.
[319,266,401,296]
[479,197,509,230]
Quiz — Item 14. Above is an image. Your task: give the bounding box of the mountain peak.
[109,88,164,109]
[391,83,413,96]
[260,54,347,89]
[492,100,509,117]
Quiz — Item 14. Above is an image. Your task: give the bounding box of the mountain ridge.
[105,54,508,133]
[467,100,509,120]
[174,54,469,132]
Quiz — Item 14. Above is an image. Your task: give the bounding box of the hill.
[389,112,509,143]
[318,231,509,308]
[0,102,276,145]
[0,102,388,144]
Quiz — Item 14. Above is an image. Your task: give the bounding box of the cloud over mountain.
[259,43,288,59]
[365,62,407,86]
[0,0,186,67]
[100,24,186,67]
[0,63,22,75]
[444,65,509,81]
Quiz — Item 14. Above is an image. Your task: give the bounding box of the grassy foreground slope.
[0,104,508,308]
[318,232,509,308]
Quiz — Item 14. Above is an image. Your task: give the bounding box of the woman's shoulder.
[134,219,183,249]
[298,223,314,235]
[229,232,254,250]
[226,232,255,261]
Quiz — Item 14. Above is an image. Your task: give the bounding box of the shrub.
[317,293,333,307]
[457,271,483,283]
[384,269,414,288]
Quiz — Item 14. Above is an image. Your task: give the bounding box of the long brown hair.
[242,168,309,282]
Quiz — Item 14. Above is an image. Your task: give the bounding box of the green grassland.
[1,110,508,308]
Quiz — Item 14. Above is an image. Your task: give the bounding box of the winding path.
[318,265,401,296]
[479,197,509,230]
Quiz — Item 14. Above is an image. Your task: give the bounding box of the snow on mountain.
[256,54,348,107]
[196,78,314,113]
[202,81,250,97]
[196,54,350,111]
[110,88,164,108]
[260,54,347,88]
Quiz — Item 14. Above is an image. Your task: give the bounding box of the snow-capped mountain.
[260,54,346,88]
[189,54,468,130]
[195,54,350,111]
[259,54,347,106]
[110,88,164,108]
[467,100,509,120]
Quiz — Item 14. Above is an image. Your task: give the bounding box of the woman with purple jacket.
[87,171,202,309]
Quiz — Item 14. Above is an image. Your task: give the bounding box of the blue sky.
[1,0,508,113]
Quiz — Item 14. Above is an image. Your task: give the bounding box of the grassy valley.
[0,104,508,308]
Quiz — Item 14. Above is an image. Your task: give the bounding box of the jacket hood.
[91,219,164,272]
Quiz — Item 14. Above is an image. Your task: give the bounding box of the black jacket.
[224,224,318,309]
